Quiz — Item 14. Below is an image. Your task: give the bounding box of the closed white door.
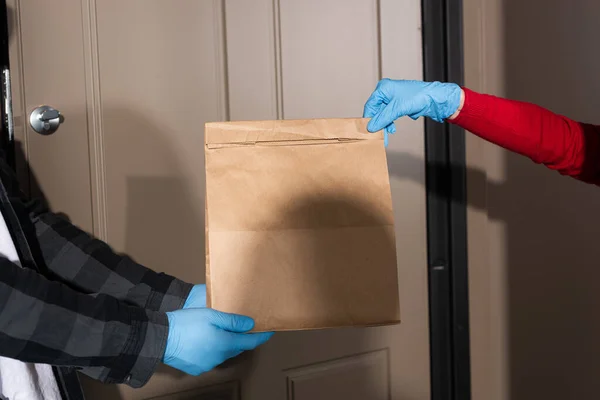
[7,1,429,399]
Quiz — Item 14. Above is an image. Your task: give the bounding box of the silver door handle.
[30,105,62,135]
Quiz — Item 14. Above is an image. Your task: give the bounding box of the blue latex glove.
[183,284,206,309]
[363,79,462,146]
[164,308,273,376]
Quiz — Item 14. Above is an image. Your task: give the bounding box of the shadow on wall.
[125,176,206,285]
[501,1,600,399]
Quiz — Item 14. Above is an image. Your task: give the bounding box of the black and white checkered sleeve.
[27,199,193,313]
[0,151,193,314]
[0,256,168,388]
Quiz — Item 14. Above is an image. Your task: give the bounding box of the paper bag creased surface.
[205,118,399,331]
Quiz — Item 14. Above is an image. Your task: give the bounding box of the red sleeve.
[450,88,600,184]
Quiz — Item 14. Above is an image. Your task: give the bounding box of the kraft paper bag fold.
[205,118,399,332]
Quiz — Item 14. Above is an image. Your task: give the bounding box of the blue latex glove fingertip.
[366,121,378,134]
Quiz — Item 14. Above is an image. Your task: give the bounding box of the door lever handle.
[39,108,60,122]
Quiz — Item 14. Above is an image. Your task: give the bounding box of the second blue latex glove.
[363,79,462,146]
[164,308,273,376]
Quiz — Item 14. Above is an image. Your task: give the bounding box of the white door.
[7,1,429,399]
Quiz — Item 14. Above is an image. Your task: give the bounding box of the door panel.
[8,1,429,399]
[225,0,279,121]
[279,0,380,119]
[95,0,221,285]
[285,350,389,400]
[15,0,93,231]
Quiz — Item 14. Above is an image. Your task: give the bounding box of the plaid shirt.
[0,152,193,392]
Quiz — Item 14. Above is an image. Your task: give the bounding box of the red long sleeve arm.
[450,88,600,185]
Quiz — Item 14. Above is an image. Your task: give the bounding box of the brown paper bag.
[204,118,399,331]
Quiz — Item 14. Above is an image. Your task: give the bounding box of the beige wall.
[465,1,600,399]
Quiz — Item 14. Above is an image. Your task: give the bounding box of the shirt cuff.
[123,308,169,388]
[77,308,170,389]
[449,87,487,126]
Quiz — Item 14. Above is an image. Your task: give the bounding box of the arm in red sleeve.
[449,88,600,184]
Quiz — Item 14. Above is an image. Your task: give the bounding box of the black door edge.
[0,0,13,169]
[422,0,471,399]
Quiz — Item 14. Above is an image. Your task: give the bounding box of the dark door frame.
[0,1,471,399]
[422,0,471,399]
[0,0,12,169]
